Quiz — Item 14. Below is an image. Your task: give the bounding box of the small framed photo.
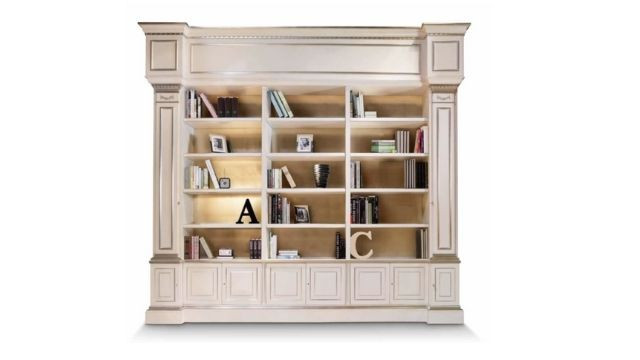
[209,134,228,153]
[296,134,314,152]
[294,205,310,224]
[219,177,231,189]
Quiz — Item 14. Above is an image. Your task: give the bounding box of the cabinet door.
[430,264,459,306]
[350,264,389,305]
[222,263,262,305]
[150,264,181,307]
[307,264,346,305]
[184,263,221,305]
[266,264,305,305]
[391,264,427,305]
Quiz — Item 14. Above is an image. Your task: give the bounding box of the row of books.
[184,236,214,260]
[185,160,222,190]
[268,89,294,118]
[186,89,242,118]
[395,130,411,153]
[371,139,396,153]
[416,229,428,259]
[335,232,346,259]
[249,238,262,259]
[268,194,291,224]
[350,160,363,188]
[267,166,297,188]
[277,249,300,260]
[414,126,429,153]
[350,90,369,118]
[351,195,379,224]
[404,159,427,189]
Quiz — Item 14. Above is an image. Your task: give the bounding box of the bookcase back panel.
[268,95,344,117]
[271,128,345,153]
[271,229,344,258]
[271,160,345,188]
[273,193,344,224]
[351,95,424,118]
[188,159,262,188]
[351,128,417,153]
[355,228,418,258]
[375,193,428,224]
[191,229,262,258]
[193,195,262,223]
[189,129,261,153]
[357,160,405,188]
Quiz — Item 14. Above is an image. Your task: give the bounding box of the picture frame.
[296,134,314,152]
[219,177,231,189]
[294,205,310,224]
[209,134,228,153]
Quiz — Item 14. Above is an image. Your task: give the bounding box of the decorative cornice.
[430,84,459,93]
[152,83,182,92]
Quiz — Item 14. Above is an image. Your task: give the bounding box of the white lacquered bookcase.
[140,22,468,324]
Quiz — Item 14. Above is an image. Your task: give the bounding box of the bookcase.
[140,22,468,324]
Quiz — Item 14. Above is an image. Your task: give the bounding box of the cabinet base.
[145,307,464,325]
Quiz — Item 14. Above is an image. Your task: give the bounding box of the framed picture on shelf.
[209,134,228,153]
[296,134,314,152]
[294,205,310,223]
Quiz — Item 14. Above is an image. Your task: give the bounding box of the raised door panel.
[430,99,457,256]
[222,264,262,305]
[266,264,305,305]
[391,264,427,305]
[350,264,389,305]
[431,265,459,306]
[426,35,464,84]
[307,264,346,305]
[184,264,221,305]
[150,264,181,307]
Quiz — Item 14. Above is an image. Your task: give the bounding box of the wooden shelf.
[350,223,428,229]
[266,188,345,194]
[184,188,262,195]
[184,153,262,160]
[350,153,428,160]
[267,117,345,128]
[183,223,262,229]
[267,152,345,161]
[350,188,428,194]
[185,257,429,263]
[184,117,262,129]
[350,117,428,128]
[267,224,345,229]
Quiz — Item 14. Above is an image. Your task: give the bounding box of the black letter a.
[236,199,259,224]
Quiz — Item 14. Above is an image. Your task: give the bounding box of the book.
[277,90,294,117]
[205,159,220,189]
[281,166,297,188]
[217,97,225,117]
[224,97,232,117]
[202,169,209,189]
[273,90,289,118]
[351,195,379,224]
[196,97,202,118]
[199,93,218,118]
[231,97,239,117]
[199,237,213,259]
[269,233,278,259]
[269,90,284,118]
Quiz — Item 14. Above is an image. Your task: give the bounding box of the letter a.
[236,198,259,224]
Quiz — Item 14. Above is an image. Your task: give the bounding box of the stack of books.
[350,90,365,118]
[216,97,240,117]
[249,238,261,259]
[416,229,428,259]
[335,232,346,259]
[269,194,291,224]
[404,160,427,189]
[371,140,396,153]
[350,195,379,224]
[186,89,219,118]
[268,89,294,118]
[184,236,213,259]
[277,249,300,260]
[350,160,362,188]
[395,130,411,153]
[413,126,429,153]
[186,165,209,190]
[217,248,233,260]
[267,166,296,188]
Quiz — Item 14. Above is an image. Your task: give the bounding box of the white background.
[0,0,639,358]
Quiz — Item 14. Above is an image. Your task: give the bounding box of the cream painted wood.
[430,264,459,306]
[265,264,306,305]
[145,34,183,80]
[390,264,427,305]
[307,264,346,305]
[150,264,181,307]
[430,95,457,256]
[426,35,464,84]
[350,264,389,305]
[154,100,179,256]
[222,263,263,305]
[184,263,221,305]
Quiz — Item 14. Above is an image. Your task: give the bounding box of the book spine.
[232,97,239,117]
[217,97,225,117]
[277,90,294,118]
